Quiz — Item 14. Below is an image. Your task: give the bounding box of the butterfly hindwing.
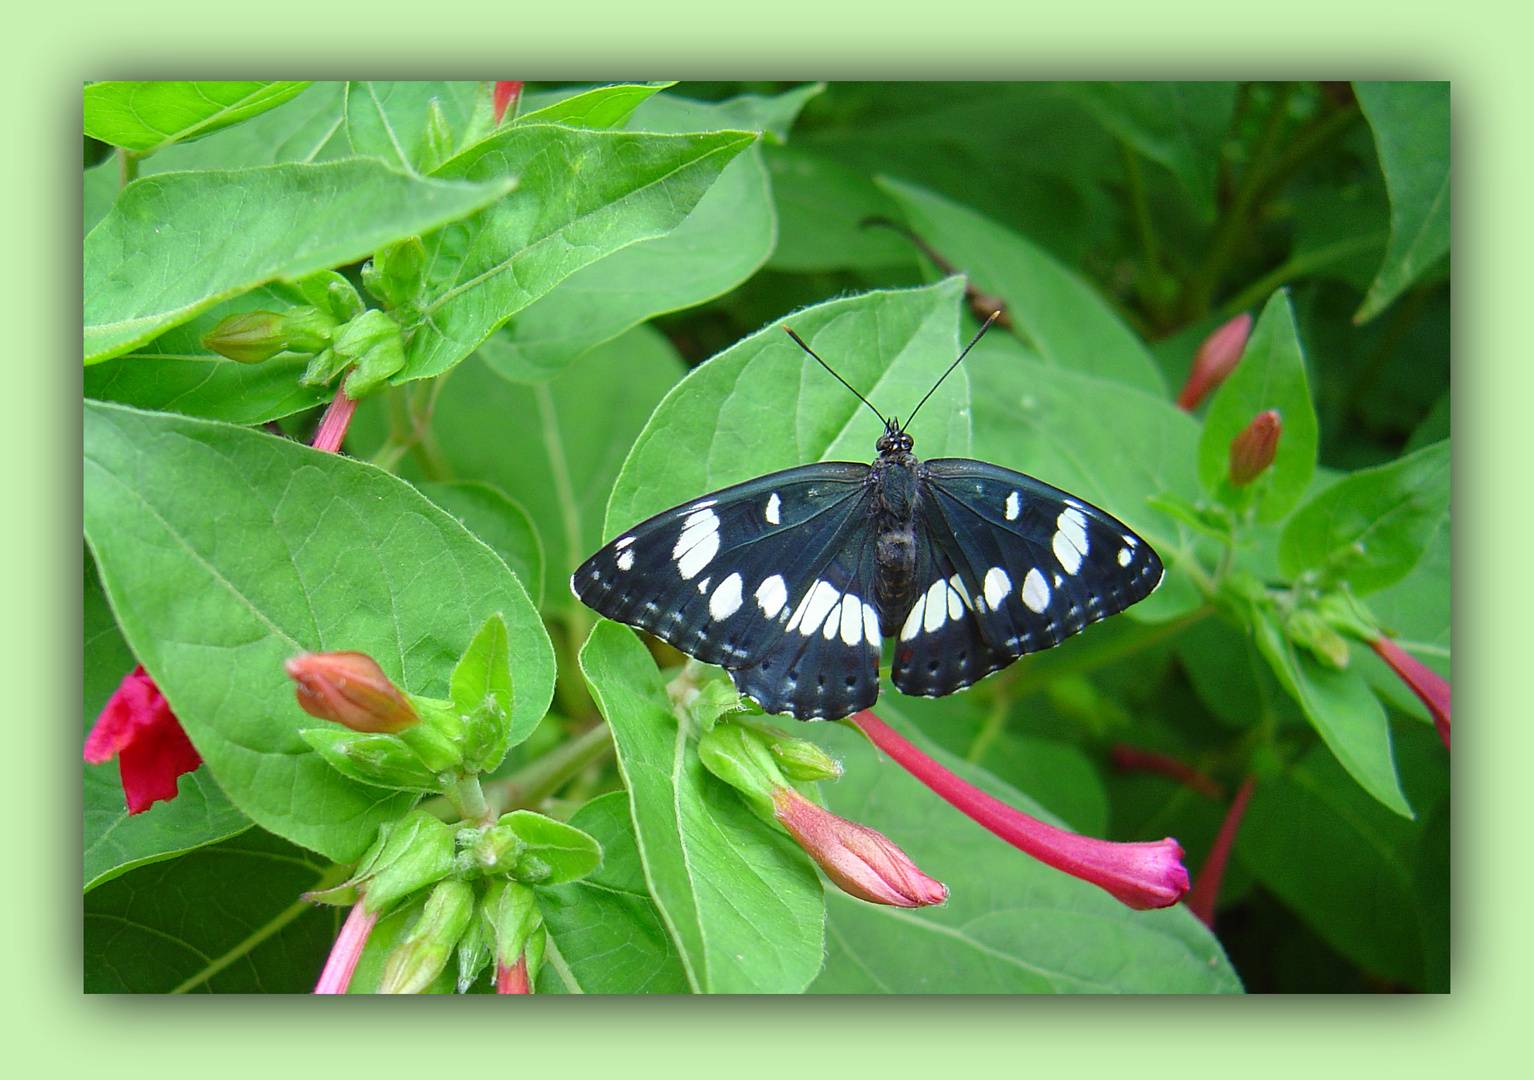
[890,460,1163,697]
[572,462,878,678]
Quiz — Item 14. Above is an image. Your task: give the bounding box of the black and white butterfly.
[571,314,1163,721]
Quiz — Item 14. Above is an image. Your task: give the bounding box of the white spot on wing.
[945,580,963,620]
[1005,490,1021,520]
[983,567,1012,610]
[765,492,781,525]
[1053,508,1088,575]
[614,535,635,549]
[1118,547,1132,567]
[797,580,841,637]
[709,573,743,620]
[836,593,863,646]
[900,595,927,641]
[863,601,881,647]
[616,549,634,572]
[949,575,973,610]
[755,574,787,619]
[1022,568,1050,614]
[923,579,948,633]
[674,509,720,580]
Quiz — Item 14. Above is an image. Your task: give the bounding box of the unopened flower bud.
[1228,409,1282,486]
[1177,312,1252,410]
[356,810,457,915]
[378,878,476,994]
[493,82,524,125]
[332,309,407,397]
[772,788,948,908]
[732,718,843,782]
[1287,608,1351,670]
[287,651,418,734]
[201,311,290,364]
[697,722,788,809]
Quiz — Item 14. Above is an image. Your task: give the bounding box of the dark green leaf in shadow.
[1251,608,1410,817]
[1197,289,1319,523]
[84,402,554,861]
[84,828,339,993]
[480,87,811,381]
[799,708,1239,993]
[85,160,515,363]
[579,622,825,993]
[1353,82,1449,323]
[606,279,972,536]
[1278,439,1449,595]
[400,124,757,381]
[876,176,1166,395]
[417,481,545,608]
[764,145,913,272]
[84,81,313,156]
[536,791,691,993]
[84,549,251,892]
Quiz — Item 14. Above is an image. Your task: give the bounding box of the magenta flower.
[1228,409,1282,486]
[84,665,202,815]
[772,787,948,908]
[1177,312,1252,411]
[1372,635,1450,750]
[850,711,1189,910]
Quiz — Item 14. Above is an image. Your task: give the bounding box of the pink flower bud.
[496,955,531,994]
[851,712,1190,910]
[1228,409,1282,486]
[1371,635,1450,750]
[771,788,948,908]
[285,651,419,734]
[84,665,202,815]
[493,82,524,125]
[1177,312,1252,411]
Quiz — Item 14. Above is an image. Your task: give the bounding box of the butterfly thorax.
[869,426,922,634]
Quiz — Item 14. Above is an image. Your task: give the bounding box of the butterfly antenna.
[904,310,1002,429]
[782,326,888,428]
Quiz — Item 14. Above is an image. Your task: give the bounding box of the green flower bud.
[733,719,843,782]
[420,101,455,175]
[472,810,602,884]
[482,880,542,973]
[1287,608,1351,670]
[278,306,339,353]
[201,311,291,364]
[362,236,428,311]
[454,906,493,993]
[333,309,407,397]
[361,811,458,915]
[378,878,476,994]
[299,728,446,793]
[697,721,790,809]
[449,613,514,774]
[292,269,366,322]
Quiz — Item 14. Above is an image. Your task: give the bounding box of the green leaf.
[138,81,350,172]
[84,81,314,155]
[535,791,690,994]
[1251,608,1411,817]
[495,810,603,885]
[1278,439,1449,595]
[343,81,486,173]
[399,124,758,381]
[1059,82,1236,220]
[1353,82,1449,323]
[763,145,913,271]
[479,87,813,382]
[84,402,555,861]
[85,549,251,891]
[417,482,545,607]
[966,336,1205,622]
[1355,504,1448,719]
[516,82,673,129]
[84,160,516,363]
[875,175,1166,395]
[1238,728,1447,988]
[802,708,1240,993]
[85,828,340,993]
[607,279,972,535]
[449,612,512,723]
[579,622,825,993]
[1197,289,1319,522]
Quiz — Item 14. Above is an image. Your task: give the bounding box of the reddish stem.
[1184,774,1257,927]
[1110,744,1224,800]
[311,376,357,454]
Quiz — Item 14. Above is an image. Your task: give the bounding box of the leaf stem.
[485,722,615,815]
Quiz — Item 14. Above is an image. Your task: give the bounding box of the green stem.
[117,147,140,187]
[966,694,1012,765]
[486,722,615,815]
[447,773,494,827]
[535,382,584,587]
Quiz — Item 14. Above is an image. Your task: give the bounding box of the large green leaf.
[84,402,555,861]
[606,279,972,535]
[802,708,1239,993]
[536,791,690,994]
[1197,289,1319,523]
[579,622,825,993]
[84,160,515,363]
[84,81,313,155]
[1252,608,1411,818]
[1353,82,1449,323]
[1355,503,1449,718]
[1238,727,1447,988]
[343,81,486,173]
[138,81,351,173]
[877,176,1166,395]
[399,124,757,381]
[84,828,340,993]
[965,336,1205,622]
[763,144,913,271]
[478,87,816,382]
[416,481,545,608]
[1278,439,1449,595]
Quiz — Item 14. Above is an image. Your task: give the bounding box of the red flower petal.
[84,665,202,815]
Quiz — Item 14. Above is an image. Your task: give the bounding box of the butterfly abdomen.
[868,449,922,634]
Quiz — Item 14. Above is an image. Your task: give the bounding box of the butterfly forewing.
[888,460,1163,698]
[572,462,878,675]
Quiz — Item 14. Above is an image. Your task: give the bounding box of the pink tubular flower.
[286,651,419,734]
[496,956,531,994]
[1177,312,1252,411]
[1371,636,1450,750]
[84,665,202,815]
[772,787,948,908]
[314,901,379,994]
[1228,409,1282,486]
[493,82,524,125]
[310,376,358,453]
[850,711,1189,910]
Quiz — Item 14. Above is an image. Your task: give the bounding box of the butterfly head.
[876,417,915,456]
